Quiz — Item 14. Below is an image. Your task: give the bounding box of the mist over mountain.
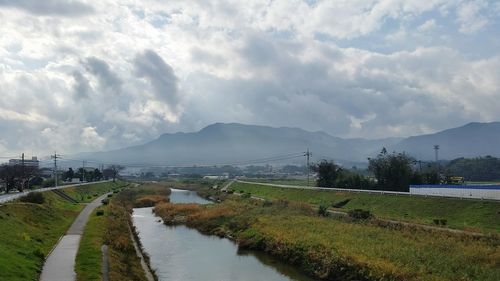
[80,122,500,167]
[388,122,500,160]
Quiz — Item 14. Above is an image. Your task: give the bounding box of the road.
[39,192,110,281]
[0,180,111,204]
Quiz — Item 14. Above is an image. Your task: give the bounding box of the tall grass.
[155,196,500,281]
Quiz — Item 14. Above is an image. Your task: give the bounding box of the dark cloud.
[134,49,180,108]
[72,70,91,100]
[0,0,94,16]
[85,57,122,95]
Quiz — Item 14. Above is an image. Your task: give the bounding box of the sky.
[0,0,499,156]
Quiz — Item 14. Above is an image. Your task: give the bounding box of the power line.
[56,152,306,169]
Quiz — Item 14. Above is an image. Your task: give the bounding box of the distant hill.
[81,123,400,166]
[388,122,500,160]
[80,122,500,166]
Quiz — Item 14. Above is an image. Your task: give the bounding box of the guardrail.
[235,180,500,201]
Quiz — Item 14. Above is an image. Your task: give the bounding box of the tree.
[95,168,103,181]
[368,148,414,192]
[104,165,124,182]
[64,168,75,181]
[312,160,343,188]
[0,165,22,192]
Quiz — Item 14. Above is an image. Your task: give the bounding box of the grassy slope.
[231,182,500,233]
[64,181,127,203]
[156,197,500,281]
[0,193,83,281]
[75,205,107,281]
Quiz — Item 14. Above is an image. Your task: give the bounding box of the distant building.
[9,156,39,169]
[410,184,500,200]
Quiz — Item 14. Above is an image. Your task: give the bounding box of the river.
[132,188,316,281]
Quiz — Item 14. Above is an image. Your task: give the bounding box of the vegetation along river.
[132,188,316,281]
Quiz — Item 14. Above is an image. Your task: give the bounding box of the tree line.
[313,148,440,192]
[0,164,124,193]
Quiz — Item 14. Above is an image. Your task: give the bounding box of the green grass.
[231,182,500,233]
[156,195,500,281]
[64,181,127,202]
[243,178,310,186]
[75,205,107,281]
[0,192,83,281]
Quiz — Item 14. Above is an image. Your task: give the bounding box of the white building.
[8,157,39,169]
[410,184,500,200]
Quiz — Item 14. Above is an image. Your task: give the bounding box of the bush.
[433,219,447,226]
[96,210,104,216]
[42,179,55,188]
[332,199,351,208]
[20,192,44,204]
[242,192,251,199]
[348,209,372,220]
[318,204,329,217]
[262,200,273,207]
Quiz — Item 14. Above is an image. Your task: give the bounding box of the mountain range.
[80,122,500,167]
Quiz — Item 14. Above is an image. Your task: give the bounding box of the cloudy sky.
[0,0,499,156]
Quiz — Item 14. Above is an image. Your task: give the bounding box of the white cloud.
[417,19,437,32]
[0,0,497,156]
[457,0,489,34]
[81,127,106,150]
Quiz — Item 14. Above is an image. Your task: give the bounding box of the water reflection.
[132,189,316,281]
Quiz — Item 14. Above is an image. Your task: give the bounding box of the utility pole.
[82,161,86,183]
[51,152,60,188]
[305,148,312,187]
[21,153,25,191]
[434,145,440,178]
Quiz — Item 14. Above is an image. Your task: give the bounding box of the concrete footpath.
[39,193,110,281]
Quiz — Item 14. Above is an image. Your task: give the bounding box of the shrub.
[20,192,44,204]
[332,199,351,208]
[42,179,55,188]
[318,204,329,217]
[262,200,273,207]
[96,210,104,216]
[347,209,372,220]
[433,219,447,226]
[242,192,251,199]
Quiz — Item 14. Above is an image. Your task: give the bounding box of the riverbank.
[0,181,125,281]
[154,191,500,281]
[230,181,500,233]
[92,182,170,281]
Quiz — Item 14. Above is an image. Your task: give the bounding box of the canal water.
[132,189,316,281]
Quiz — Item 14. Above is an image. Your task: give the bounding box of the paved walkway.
[39,193,110,281]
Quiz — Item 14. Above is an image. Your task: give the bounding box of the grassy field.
[231,182,500,233]
[64,181,127,202]
[155,196,500,281]
[0,192,83,281]
[75,204,107,281]
[243,178,310,186]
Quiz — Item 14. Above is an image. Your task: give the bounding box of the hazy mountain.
[388,122,500,160]
[81,122,500,167]
[81,123,400,166]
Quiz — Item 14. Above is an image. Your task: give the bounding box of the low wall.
[410,185,500,200]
